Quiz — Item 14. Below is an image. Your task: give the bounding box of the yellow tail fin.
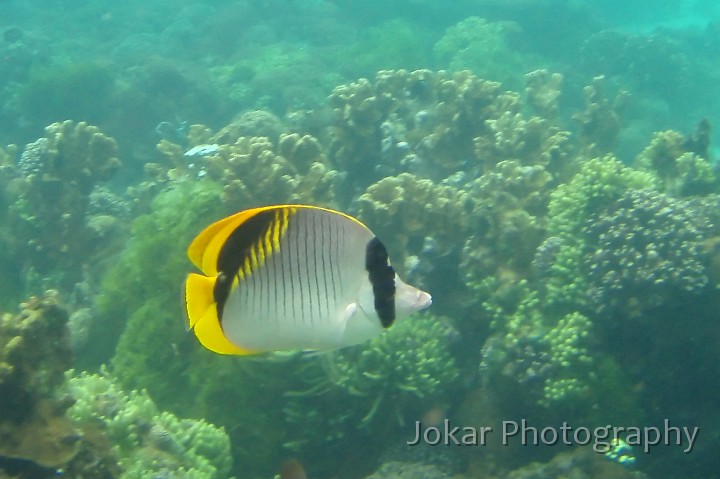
[183,273,254,355]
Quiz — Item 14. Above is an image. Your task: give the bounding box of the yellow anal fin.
[183,273,255,355]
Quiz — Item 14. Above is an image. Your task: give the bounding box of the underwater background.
[1,0,720,478]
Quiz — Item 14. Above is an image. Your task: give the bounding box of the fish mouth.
[417,290,432,310]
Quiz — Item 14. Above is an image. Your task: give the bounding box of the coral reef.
[635,124,717,197]
[478,280,597,415]
[475,151,718,457]
[356,172,471,279]
[153,124,340,207]
[5,121,121,293]
[324,68,575,215]
[583,189,710,317]
[0,291,79,471]
[541,155,656,311]
[283,314,460,468]
[328,69,528,184]
[1,0,720,473]
[0,290,233,479]
[23,66,716,479]
[572,76,629,157]
[95,180,226,371]
[525,70,563,119]
[501,446,646,479]
[460,160,552,293]
[66,371,232,479]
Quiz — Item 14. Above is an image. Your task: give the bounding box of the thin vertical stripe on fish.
[183,205,432,355]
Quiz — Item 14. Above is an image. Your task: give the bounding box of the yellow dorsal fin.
[187,208,262,275]
[189,205,323,276]
[183,273,254,355]
[186,203,371,286]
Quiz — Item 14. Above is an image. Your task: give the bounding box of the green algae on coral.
[100,179,287,477]
[90,180,226,372]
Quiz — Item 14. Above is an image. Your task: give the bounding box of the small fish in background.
[421,404,449,428]
[183,205,431,355]
[278,459,307,479]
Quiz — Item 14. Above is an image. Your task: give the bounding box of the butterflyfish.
[183,205,432,354]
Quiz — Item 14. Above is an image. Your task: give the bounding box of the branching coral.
[154,124,341,207]
[572,76,628,157]
[473,112,572,174]
[525,70,563,119]
[66,370,232,479]
[5,121,121,292]
[327,69,561,188]
[461,160,552,290]
[332,314,459,427]
[356,172,471,277]
[635,126,717,196]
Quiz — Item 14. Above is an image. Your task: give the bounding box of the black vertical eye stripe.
[365,237,396,327]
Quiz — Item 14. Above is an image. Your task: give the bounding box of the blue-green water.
[0,1,719,478]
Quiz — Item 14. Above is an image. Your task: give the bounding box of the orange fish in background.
[421,404,449,428]
[280,459,307,479]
